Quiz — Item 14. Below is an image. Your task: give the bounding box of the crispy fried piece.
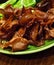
[0,30,15,40]
[19,9,48,26]
[14,27,26,37]
[47,8,54,19]
[2,37,29,51]
[0,31,5,37]
[19,14,36,26]
[1,27,29,51]
[0,19,19,40]
[44,25,54,39]
[36,0,52,11]
[12,37,29,51]
[2,27,26,46]
[3,19,18,31]
[34,39,44,46]
[45,27,54,38]
[32,9,48,20]
[45,19,54,25]
[49,29,54,38]
[29,38,44,46]
[30,23,39,41]
[29,23,45,46]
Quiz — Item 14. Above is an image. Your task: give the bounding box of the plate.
[0,0,54,55]
[0,40,54,55]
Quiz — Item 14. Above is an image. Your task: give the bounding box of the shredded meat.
[36,0,54,11]
[0,3,54,51]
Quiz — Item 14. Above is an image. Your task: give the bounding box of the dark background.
[0,0,7,4]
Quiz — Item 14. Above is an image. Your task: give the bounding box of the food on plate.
[37,0,54,11]
[0,0,54,52]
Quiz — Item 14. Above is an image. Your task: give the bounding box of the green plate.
[0,40,54,55]
[0,0,54,55]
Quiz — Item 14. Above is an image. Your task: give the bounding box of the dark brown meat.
[30,23,39,41]
[45,27,54,38]
[36,0,54,11]
[19,13,36,26]
[0,18,19,40]
[0,5,54,52]
[13,27,26,37]
[1,27,28,51]
[50,0,54,8]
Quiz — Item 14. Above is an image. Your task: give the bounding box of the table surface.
[0,47,54,65]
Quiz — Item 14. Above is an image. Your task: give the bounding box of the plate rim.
[0,42,54,55]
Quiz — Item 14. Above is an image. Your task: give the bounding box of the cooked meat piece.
[35,39,44,46]
[5,4,14,12]
[45,33,50,39]
[1,27,26,47]
[37,0,47,7]
[0,19,19,40]
[0,30,15,40]
[36,0,51,11]
[25,18,35,28]
[19,13,36,26]
[44,26,54,39]
[50,0,54,8]
[45,19,54,25]
[36,0,54,11]
[32,9,48,20]
[30,23,39,41]
[38,25,43,35]
[14,27,26,37]
[18,9,48,26]
[48,29,54,38]
[0,20,6,26]
[29,39,44,46]
[47,8,54,19]
[12,37,29,51]
[1,17,18,31]
[0,31,5,37]
[4,5,14,19]
[2,37,29,51]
